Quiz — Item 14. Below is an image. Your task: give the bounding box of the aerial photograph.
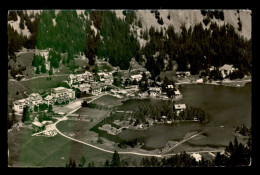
[7,9,252,167]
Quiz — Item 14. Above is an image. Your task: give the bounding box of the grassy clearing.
[57,120,93,134]
[73,107,110,121]
[8,127,144,167]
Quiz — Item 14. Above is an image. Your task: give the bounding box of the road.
[9,74,69,82]
[32,93,224,158]
[162,132,203,154]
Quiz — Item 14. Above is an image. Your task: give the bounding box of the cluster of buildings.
[67,71,114,95]
[13,87,75,113]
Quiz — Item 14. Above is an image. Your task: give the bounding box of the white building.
[173,104,186,116]
[43,95,55,106]
[130,74,143,82]
[149,87,162,97]
[67,71,93,86]
[51,87,75,104]
[219,64,237,78]
[13,98,29,113]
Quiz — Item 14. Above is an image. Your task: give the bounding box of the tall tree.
[110,150,121,167]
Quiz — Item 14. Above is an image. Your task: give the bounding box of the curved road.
[33,93,224,158]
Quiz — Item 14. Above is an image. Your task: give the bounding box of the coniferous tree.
[35,66,40,74]
[110,150,121,167]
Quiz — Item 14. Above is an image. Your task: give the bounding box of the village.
[11,52,241,138]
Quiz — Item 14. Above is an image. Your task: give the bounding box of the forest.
[132,101,208,125]
[8,10,251,80]
[142,22,251,80]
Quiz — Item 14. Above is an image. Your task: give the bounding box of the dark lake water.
[117,83,251,149]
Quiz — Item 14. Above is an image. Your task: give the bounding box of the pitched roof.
[29,93,42,101]
[44,95,54,100]
[32,121,43,127]
[219,64,234,71]
[149,87,161,91]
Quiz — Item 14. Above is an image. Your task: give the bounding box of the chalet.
[43,95,55,106]
[173,104,186,116]
[130,74,142,82]
[28,93,43,108]
[32,121,45,132]
[91,84,102,95]
[51,87,75,104]
[78,83,91,93]
[13,98,29,113]
[149,87,162,97]
[219,64,237,78]
[67,71,93,86]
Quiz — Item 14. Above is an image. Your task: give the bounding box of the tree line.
[131,101,208,125]
[65,135,251,167]
[141,21,251,80]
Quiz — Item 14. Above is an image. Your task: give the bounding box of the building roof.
[32,121,43,127]
[219,64,234,71]
[44,95,54,101]
[149,87,161,91]
[29,93,42,101]
[174,104,186,110]
[130,74,142,79]
[167,85,174,89]
[52,87,71,93]
[14,98,29,105]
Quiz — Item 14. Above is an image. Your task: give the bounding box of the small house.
[219,64,236,78]
[32,121,45,132]
[43,95,55,106]
[149,87,162,97]
[130,74,143,82]
[167,85,174,89]
[173,104,186,116]
[13,98,29,113]
[174,89,181,98]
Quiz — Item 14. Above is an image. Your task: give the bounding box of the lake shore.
[176,76,251,88]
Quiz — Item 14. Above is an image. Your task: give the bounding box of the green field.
[73,107,110,121]
[8,128,145,167]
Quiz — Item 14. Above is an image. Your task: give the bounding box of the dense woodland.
[141,22,251,79]
[132,101,208,125]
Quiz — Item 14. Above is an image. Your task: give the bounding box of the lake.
[117,83,251,149]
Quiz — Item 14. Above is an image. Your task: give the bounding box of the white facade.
[219,64,236,78]
[13,98,29,113]
[51,87,75,103]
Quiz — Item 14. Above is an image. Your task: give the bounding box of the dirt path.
[162,132,203,154]
[9,74,69,82]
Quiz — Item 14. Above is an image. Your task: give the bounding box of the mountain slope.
[129,9,251,40]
